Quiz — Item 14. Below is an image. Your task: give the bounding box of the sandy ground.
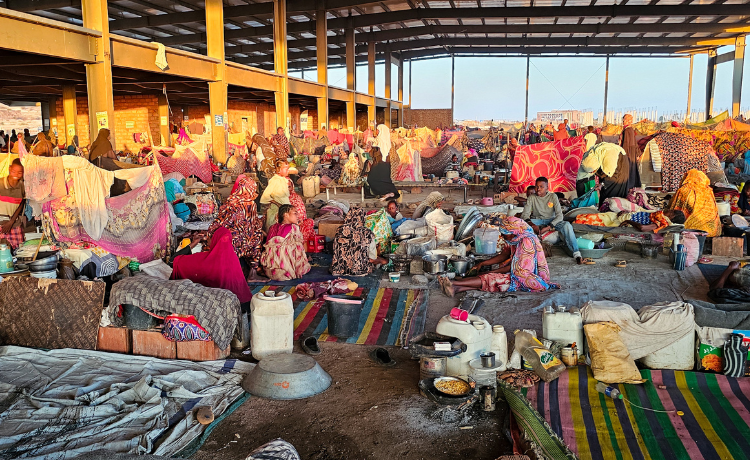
[196,188,725,460]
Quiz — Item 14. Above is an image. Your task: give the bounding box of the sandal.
[578,257,596,265]
[615,260,627,268]
[369,347,397,367]
[698,257,713,264]
[300,336,321,355]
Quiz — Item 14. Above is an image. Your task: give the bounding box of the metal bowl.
[455,208,484,241]
[25,252,59,272]
[241,353,332,400]
[450,256,473,276]
[422,254,448,274]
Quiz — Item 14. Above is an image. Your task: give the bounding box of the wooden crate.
[96,327,131,354]
[711,237,744,258]
[177,340,230,361]
[132,329,176,359]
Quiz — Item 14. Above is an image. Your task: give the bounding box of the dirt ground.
[196,188,725,460]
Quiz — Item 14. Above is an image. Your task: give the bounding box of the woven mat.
[250,285,428,347]
[523,366,750,460]
[0,278,104,349]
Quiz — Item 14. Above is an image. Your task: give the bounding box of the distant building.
[536,110,593,128]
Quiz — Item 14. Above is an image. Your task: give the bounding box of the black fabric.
[599,152,631,205]
[621,126,642,191]
[366,162,400,198]
[708,287,750,304]
[739,191,750,214]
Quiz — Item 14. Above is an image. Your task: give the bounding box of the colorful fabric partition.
[668,127,750,163]
[509,136,587,193]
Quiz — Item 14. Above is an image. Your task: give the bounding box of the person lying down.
[573,209,685,233]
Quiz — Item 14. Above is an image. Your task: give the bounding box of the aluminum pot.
[27,252,59,273]
[422,254,448,274]
[450,256,473,276]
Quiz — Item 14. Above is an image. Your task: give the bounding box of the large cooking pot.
[450,256,473,276]
[422,254,448,274]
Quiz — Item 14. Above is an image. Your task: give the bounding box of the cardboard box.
[132,329,176,359]
[96,327,131,354]
[318,219,344,242]
[177,340,230,361]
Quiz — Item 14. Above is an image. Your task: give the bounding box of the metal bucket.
[419,356,447,380]
[324,295,364,338]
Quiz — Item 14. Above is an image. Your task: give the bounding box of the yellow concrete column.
[346,99,355,130]
[81,0,116,149]
[206,0,228,164]
[732,35,746,119]
[397,57,404,127]
[368,105,375,129]
[274,0,289,132]
[62,85,78,147]
[368,39,375,96]
[316,0,328,130]
[384,50,391,127]
[345,18,355,91]
[158,94,171,147]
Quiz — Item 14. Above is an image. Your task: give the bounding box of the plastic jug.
[473,228,499,255]
[250,291,294,360]
[436,314,493,377]
[490,325,508,371]
[542,306,584,356]
[0,244,12,273]
[514,330,566,382]
[302,176,319,198]
[576,237,595,250]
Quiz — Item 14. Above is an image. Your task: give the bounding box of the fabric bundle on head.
[623,114,634,126]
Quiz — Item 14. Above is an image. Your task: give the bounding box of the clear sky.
[292,45,750,122]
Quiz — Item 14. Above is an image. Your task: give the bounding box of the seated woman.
[261,204,311,281]
[260,159,292,232]
[287,175,315,243]
[438,217,557,296]
[171,226,252,307]
[666,169,721,237]
[364,147,400,200]
[209,175,265,280]
[330,207,387,276]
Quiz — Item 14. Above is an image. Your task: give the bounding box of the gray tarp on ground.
[0,346,253,460]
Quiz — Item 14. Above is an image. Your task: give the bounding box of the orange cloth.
[667,169,721,237]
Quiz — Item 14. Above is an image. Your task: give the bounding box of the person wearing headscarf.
[438,217,558,296]
[738,182,750,216]
[270,127,290,157]
[261,204,311,281]
[47,130,58,149]
[259,159,292,231]
[373,124,392,160]
[363,146,400,200]
[287,175,314,242]
[554,123,569,141]
[31,132,54,157]
[330,207,385,276]
[171,226,253,307]
[339,149,362,186]
[666,169,721,237]
[88,128,116,164]
[621,114,642,191]
[209,175,266,280]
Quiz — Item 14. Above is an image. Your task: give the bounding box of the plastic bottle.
[513,330,566,382]
[491,325,508,371]
[596,382,623,400]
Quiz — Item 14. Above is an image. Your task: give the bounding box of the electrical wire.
[622,396,682,415]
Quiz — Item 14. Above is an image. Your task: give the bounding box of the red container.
[450,308,469,322]
[307,235,326,253]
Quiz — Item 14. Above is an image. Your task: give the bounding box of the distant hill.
[0,104,42,135]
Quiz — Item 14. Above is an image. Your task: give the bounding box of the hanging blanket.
[667,127,750,163]
[43,166,170,263]
[509,136,587,193]
[421,144,460,176]
[156,147,212,183]
[653,132,715,192]
[106,275,240,350]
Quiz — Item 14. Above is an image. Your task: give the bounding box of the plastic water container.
[490,325,508,371]
[576,237,595,250]
[473,228,499,254]
[436,314,493,377]
[542,306,585,356]
[251,291,294,360]
[639,331,695,370]
[302,176,320,198]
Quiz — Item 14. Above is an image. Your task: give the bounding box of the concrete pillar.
[368,105,375,129]
[346,99,355,130]
[384,50,392,127]
[316,1,328,130]
[48,98,59,140]
[345,18,355,91]
[524,55,529,126]
[733,36,746,119]
[62,85,78,147]
[686,54,694,123]
[81,0,116,149]
[603,56,610,125]
[274,0,289,132]
[368,38,375,96]
[706,49,718,119]
[206,0,228,163]
[40,101,51,132]
[451,54,456,125]
[397,58,404,127]
[158,94,171,147]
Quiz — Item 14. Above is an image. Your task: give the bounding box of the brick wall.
[403,108,453,129]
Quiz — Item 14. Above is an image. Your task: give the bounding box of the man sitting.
[521,176,591,265]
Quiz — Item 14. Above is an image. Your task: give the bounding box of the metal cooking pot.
[422,254,448,274]
[450,256,473,276]
[24,252,59,273]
